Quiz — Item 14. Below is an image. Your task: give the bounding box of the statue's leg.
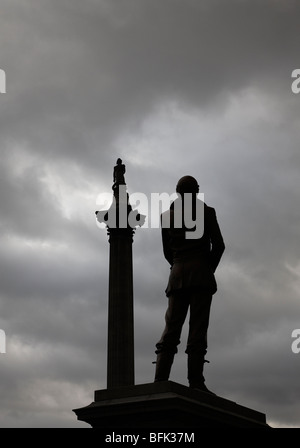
[154,291,189,381]
[186,290,215,394]
[154,352,175,382]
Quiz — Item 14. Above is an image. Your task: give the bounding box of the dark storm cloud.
[0,0,300,427]
[2,0,300,169]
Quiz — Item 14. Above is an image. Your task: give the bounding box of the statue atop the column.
[96,159,146,230]
[113,158,126,191]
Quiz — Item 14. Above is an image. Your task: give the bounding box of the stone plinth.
[73,381,269,428]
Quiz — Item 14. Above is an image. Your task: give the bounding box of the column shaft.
[107,228,135,388]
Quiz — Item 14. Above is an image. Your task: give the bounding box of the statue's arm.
[161,227,173,266]
[209,208,225,272]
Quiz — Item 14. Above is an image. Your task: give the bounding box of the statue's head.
[117,158,122,165]
[176,176,199,195]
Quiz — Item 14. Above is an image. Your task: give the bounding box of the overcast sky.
[1,0,300,428]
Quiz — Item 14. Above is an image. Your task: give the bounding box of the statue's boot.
[154,352,175,382]
[187,353,215,395]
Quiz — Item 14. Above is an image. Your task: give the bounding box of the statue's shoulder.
[203,203,217,222]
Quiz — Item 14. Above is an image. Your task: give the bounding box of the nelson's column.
[97,158,145,388]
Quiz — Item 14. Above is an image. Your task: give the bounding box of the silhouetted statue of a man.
[113,158,126,190]
[154,176,225,394]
